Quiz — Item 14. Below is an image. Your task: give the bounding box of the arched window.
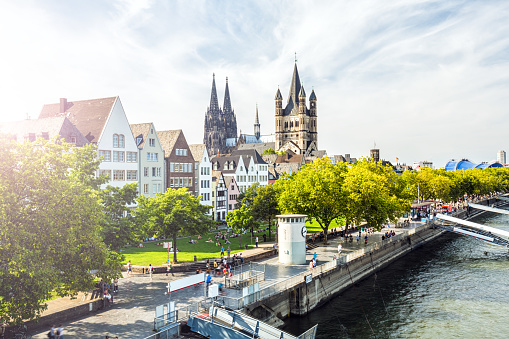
[119,134,125,148]
[113,134,119,147]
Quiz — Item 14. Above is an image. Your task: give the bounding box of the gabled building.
[189,143,213,215]
[39,97,139,189]
[211,149,268,193]
[0,116,88,146]
[130,123,165,197]
[158,130,196,195]
[224,175,240,213]
[211,171,227,221]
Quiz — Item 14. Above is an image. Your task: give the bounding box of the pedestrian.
[113,278,118,293]
[48,324,56,338]
[227,246,231,258]
[255,236,259,247]
[263,233,267,242]
[364,235,368,245]
[313,252,317,260]
[356,235,360,243]
[57,323,64,338]
[148,264,153,280]
[309,260,314,269]
[338,244,342,254]
[127,260,132,277]
[220,246,224,256]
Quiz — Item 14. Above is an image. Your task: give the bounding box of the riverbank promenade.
[28,221,424,338]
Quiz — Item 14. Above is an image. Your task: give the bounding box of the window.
[70,136,77,145]
[147,153,158,161]
[41,132,49,140]
[143,184,149,194]
[113,170,125,181]
[127,152,137,162]
[170,178,174,187]
[127,170,137,181]
[149,138,155,147]
[113,151,125,162]
[144,167,149,177]
[153,184,158,194]
[98,150,111,162]
[113,134,125,148]
[170,162,175,172]
[98,169,111,179]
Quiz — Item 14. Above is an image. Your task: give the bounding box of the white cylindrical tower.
[277,214,307,265]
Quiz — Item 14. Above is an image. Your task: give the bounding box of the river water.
[282,212,509,339]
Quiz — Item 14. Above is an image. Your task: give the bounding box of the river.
[282,212,509,339]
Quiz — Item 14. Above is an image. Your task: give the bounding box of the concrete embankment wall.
[246,197,507,325]
[246,224,444,325]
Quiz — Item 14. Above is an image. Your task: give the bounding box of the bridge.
[434,204,509,247]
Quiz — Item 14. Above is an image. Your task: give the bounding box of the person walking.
[148,264,153,280]
[255,236,259,248]
[337,244,342,254]
[227,246,231,258]
[364,235,368,245]
[57,323,64,338]
[127,260,132,277]
[48,325,56,338]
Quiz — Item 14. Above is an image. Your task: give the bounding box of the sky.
[1,0,509,168]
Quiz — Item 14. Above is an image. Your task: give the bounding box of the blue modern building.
[445,159,503,171]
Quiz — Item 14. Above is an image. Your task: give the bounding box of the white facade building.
[189,144,212,215]
[39,97,139,190]
[497,150,506,165]
[130,123,165,197]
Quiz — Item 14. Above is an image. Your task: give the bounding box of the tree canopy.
[344,158,410,230]
[225,205,259,248]
[0,137,122,324]
[99,183,138,250]
[275,157,348,243]
[135,188,213,263]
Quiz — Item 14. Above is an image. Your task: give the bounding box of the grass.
[120,229,275,266]
[305,217,346,233]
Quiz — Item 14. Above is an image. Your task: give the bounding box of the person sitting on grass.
[198,235,202,240]
[208,238,213,242]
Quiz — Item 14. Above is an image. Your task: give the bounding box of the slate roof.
[39,97,117,143]
[157,130,181,156]
[276,151,303,164]
[261,154,278,164]
[130,123,152,149]
[235,143,276,157]
[189,144,208,162]
[0,116,89,146]
[210,154,243,174]
[230,149,267,164]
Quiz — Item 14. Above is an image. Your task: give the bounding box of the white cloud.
[1,0,509,167]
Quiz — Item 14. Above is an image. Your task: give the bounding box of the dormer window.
[41,132,49,140]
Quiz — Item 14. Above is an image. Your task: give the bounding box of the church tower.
[254,104,260,140]
[275,62,318,155]
[204,74,238,156]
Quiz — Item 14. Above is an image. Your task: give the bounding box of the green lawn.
[120,229,275,266]
[305,217,345,233]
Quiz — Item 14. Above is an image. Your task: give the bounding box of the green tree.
[262,148,276,155]
[275,157,348,244]
[135,188,213,263]
[226,205,260,248]
[0,137,122,324]
[99,183,138,250]
[235,182,260,209]
[251,184,279,241]
[344,158,411,230]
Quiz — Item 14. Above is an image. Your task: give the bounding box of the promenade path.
[29,220,423,338]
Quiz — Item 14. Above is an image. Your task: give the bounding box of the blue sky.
[1,0,509,167]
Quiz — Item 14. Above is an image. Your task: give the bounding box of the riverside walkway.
[28,221,423,338]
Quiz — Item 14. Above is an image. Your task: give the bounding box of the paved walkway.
[29,220,424,338]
